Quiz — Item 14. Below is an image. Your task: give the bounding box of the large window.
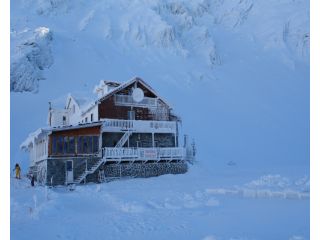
[68,137,75,154]
[93,136,99,152]
[83,136,88,153]
[77,136,83,154]
[51,135,99,155]
[52,136,57,154]
[63,136,69,154]
[87,136,93,153]
[57,136,63,153]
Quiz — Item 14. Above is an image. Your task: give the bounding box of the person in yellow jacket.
[14,163,21,179]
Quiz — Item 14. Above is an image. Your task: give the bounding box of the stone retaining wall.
[103,161,187,178]
[32,158,188,186]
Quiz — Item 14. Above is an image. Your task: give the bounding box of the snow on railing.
[114,94,158,108]
[101,119,176,133]
[102,147,186,161]
[103,119,134,129]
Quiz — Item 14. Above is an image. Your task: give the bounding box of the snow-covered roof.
[20,128,51,150]
[21,122,102,150]
[98,76,171,107]
[50,92,95,113]
[50,121,102,132]
[67,93,95,113]
[51,77,171,117]
[93,80,120,93]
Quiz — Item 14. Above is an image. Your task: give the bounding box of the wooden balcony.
[114,94,158,108]
[102,147,186,162]
[101,118,177,133]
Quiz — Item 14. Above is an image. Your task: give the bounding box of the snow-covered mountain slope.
[10,0,309,93]
[11,0,309,170]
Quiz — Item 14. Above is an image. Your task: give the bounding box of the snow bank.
[206,174,310,200]
[245,174,290,189]
[10,170,309,240]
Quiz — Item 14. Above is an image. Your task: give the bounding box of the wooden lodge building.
[21,77,195,186]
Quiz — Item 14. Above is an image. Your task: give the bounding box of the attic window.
[90,113,93,122]
[62,116,67,125]
[72,105,75,114]
[85,117,88,123]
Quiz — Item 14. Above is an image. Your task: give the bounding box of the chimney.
[94,80,120,98]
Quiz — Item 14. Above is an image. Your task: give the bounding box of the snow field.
[11,167,309,240]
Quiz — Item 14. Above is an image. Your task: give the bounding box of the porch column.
[174,133,177,147]
[152,132,155,147]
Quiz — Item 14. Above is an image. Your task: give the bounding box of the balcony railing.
[101,118,177,133]
[114,94,158,108]
[102,147,186,162]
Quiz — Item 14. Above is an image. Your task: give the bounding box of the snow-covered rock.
[10,27,53,93]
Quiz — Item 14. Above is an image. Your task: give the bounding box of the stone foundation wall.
[45,157,100,186]
[31,158,188,186]
[79,161,188,184]
[102,162,187,178]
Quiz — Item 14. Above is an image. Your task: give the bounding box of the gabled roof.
[98,77,171,107]
[65,93,95,114]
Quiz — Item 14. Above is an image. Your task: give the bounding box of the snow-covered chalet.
[21,77,195,186]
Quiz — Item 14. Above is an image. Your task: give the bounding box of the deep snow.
[11,165,309,240]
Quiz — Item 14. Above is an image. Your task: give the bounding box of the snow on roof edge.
[20,128,51,150]
[50,121,102,132]
[97,76,171,107]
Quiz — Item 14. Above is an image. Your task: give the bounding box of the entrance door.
[66,160,74,183]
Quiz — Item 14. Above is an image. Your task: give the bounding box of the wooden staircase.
[74,157,106,184]
[74,130,133,184]
[115,130,133,148]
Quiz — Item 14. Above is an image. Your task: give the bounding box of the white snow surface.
[11,165,309,240]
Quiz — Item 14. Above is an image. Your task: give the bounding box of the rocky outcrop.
[10,27,54,93]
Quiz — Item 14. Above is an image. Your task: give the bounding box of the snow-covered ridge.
[10,27,53,93]
[10,0,309,93]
